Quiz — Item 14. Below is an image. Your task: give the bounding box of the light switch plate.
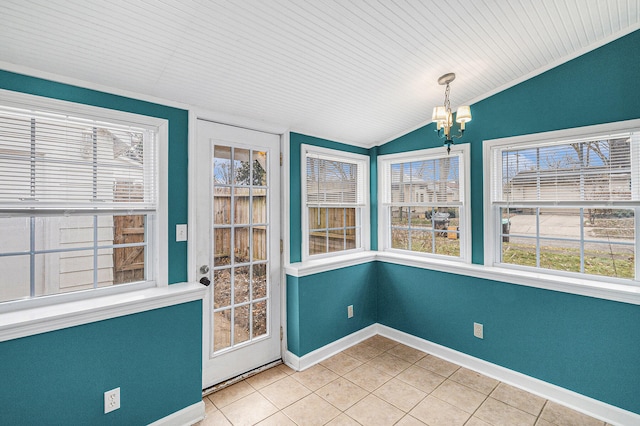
[176,224,187,242]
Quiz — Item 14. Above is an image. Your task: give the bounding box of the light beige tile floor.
[197,335,611,426]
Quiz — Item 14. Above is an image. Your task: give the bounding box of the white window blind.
[305,153,364,206]
[386,155,461,205]
[492,133,639,205]
[0,108,156,212]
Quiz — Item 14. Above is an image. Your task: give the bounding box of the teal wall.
[0,301,202,425]
[287,30,640,415]
[376,263,640,414]
[286,263,377,356]
[0,72,201,424]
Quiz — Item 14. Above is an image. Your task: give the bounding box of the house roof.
[1,1,638,147]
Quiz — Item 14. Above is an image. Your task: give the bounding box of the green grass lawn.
[502,243,634,279]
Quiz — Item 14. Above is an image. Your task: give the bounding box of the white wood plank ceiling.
[1,1,638,147]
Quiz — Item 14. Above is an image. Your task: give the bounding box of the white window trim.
[300,144,370,262]
[0,89,174,327]
[483,118,640,291]
[377,143,472,263]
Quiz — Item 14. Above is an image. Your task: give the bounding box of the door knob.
[199,277,211,286]
[199,265,210,274]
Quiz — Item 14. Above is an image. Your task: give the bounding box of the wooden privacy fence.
[213,195,267,263]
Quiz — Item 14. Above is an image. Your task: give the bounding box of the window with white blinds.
[492,134,639,205]
[0,94,161,305]
[0,109,156,211]
[301,145,368,259]
[485,124,640,284]
[305,153,365,207]
[378,144,470,261]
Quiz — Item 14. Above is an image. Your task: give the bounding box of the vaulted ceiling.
[1,1,638,147]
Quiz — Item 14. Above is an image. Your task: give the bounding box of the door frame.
[188,109,290,379]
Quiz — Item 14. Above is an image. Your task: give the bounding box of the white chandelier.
[431,73,472,154]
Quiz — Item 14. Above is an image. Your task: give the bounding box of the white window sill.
[0,283,206,342]
[285,251,377,277]
[286,250,640,305]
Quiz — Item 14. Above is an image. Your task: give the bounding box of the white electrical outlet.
[104,387,120,414]
[347,305,354,318]
[474,322,484,339]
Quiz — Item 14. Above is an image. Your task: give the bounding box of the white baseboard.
[285,323,639,426]
[148,400,205,426]
[284,324,378,371]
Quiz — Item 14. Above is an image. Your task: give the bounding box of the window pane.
[391,157,460,204]
[436,233,460,256]
[306,157,359,204]
[0,255,30,302]
[539,239,582,273]
[309,230,327,255]
[391,228,409,250]
[328,228,346,253]
[411,230,433,253]
[214,145,232,185]
[34,250,94,297]
[36,216,95,250]
[0,217,30,252]
[345,227,357,250]
[308,207,326,229]
[112,246,144,285]
[584,242,634,279]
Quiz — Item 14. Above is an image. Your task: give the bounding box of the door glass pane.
[234,187,250,224]
[234,266,250,304]
[253,227,267,261]
[213,269,231,308]
[252,151,267,186]
[213,309,232,351]
[234,305,250,344]
[214,228,231,266]
[234,148,251,185]
[214,187,231,225]
[214,146,232,185]
[234,227,250,263]
[252,263,267,299]
[252,188,267,224]
[253,301,267,338]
